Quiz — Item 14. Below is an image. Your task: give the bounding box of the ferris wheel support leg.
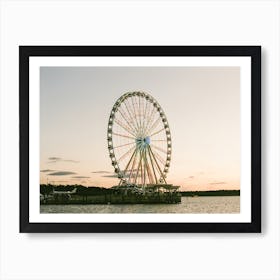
[123,149,137,177]
[147,148,158,184]
[134,149,144,185]
[128,149,138,184]
[140,155,144,187]
[148,146,167,184]
[143,149,153,185]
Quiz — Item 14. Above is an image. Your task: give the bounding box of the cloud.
[48,157,61,161]
[72,176,91,179]
[183,176,194,180]
[47,157,79,164]
[49,171,76,176]
[101,174,119,178]
[40,169,56,173]
[91,171,111,174]
[209,181,226,185]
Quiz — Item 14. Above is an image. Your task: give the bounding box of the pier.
[40,184,181,205]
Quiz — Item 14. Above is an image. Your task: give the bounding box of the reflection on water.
[40,196,240,214]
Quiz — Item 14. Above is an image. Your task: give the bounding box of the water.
[40,196,240,214]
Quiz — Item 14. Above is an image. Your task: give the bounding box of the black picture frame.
[20,46,261,233]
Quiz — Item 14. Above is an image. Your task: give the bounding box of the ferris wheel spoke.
[154,149,167,163]
[117,107,138,135]
[143,105,156,136]
[112,132,135,140]
[141,97,147,136]
[146,116,161,136]
[131,96,141,133]
[147,110,158,135]
[114,141,135,149]
[128,97,139,131]
[141,97,149,136]
[124,100,138,134]
[152,139,166,142]
[150,144,167,154]
[141,97,146,136]
[131,96,140,135]
[142,101,151,130]
[150,127,166,137]
[143,101,154,133]
[117,145,136,162]
[145,149,157,184]
[150,148,166,165]
[123,100,139,133]
[138,96,142,136]
[114,117,137,137]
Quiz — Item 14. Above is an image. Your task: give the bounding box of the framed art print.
[19,46,261,233]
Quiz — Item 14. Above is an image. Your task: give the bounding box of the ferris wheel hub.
[144,136,150,144]
[136,136,150,150]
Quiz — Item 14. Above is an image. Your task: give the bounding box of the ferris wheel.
[107,91,172,187]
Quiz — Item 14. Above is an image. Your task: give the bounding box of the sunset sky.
[40,66,240,191]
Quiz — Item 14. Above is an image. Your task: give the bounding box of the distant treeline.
[180,190,240,197]
[40,184,240,197]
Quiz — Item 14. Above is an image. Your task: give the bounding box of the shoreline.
[180,190,240,197]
